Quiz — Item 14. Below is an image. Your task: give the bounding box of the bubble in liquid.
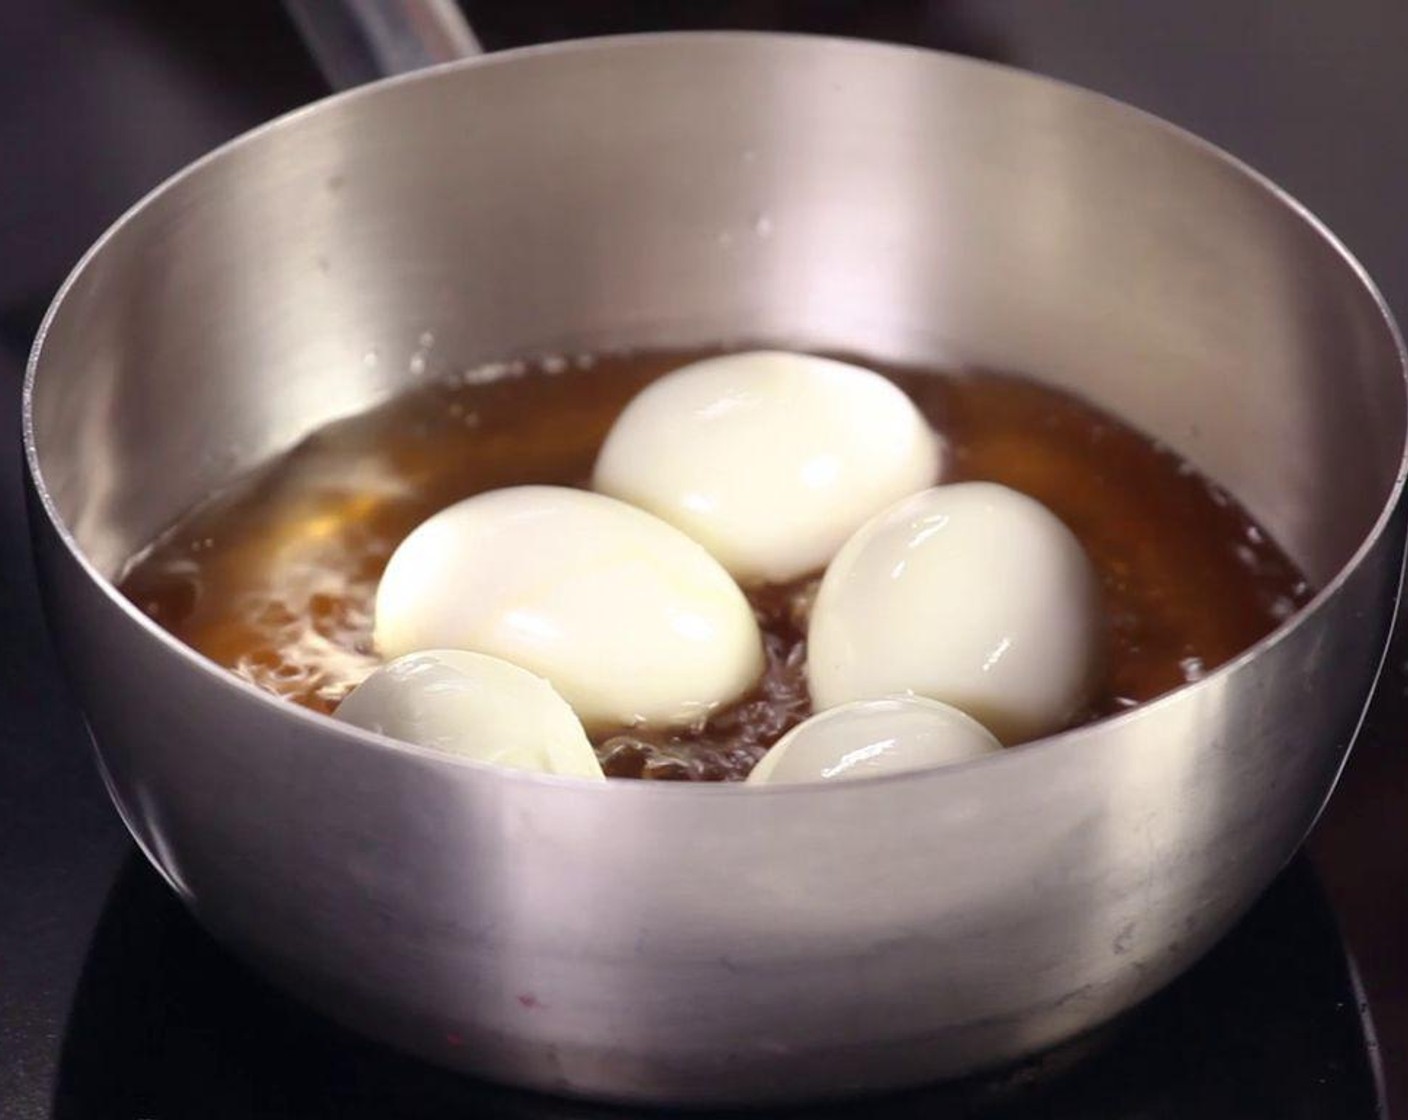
[272,660,309,683]
[1179,656,1206,682]
[753,214,774,238]
[363,349,380,368]
[1269,596,1297,622]
[245,595,299,633]
[461,361,519,386]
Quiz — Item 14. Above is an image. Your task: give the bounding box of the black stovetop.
[3,2,1407,1117]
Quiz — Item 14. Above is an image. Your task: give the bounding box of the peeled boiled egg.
[336,649,605,780]
[374,486,764,731]
[746,696,1002,785]
[592,350,942,584]
[807,482,1101,744]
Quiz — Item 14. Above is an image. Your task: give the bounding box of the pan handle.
[284,0,482,91]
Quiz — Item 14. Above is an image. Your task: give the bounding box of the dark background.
[2,1,1406,1116]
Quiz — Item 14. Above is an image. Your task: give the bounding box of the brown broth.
[118,350,1312,780]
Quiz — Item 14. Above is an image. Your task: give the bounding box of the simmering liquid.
[119,350,1311,780]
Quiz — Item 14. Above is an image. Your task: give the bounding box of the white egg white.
[807,482,1101,744]
[747,696,1002,785]
[336,649,605,780]
[593,350,942,584]
[374,486,764,731]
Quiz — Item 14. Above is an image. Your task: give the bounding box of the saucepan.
[21,1,1408,1106]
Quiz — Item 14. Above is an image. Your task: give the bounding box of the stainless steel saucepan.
[22,6,1408,1106]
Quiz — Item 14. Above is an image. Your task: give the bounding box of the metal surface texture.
[22,35,1408,1105]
